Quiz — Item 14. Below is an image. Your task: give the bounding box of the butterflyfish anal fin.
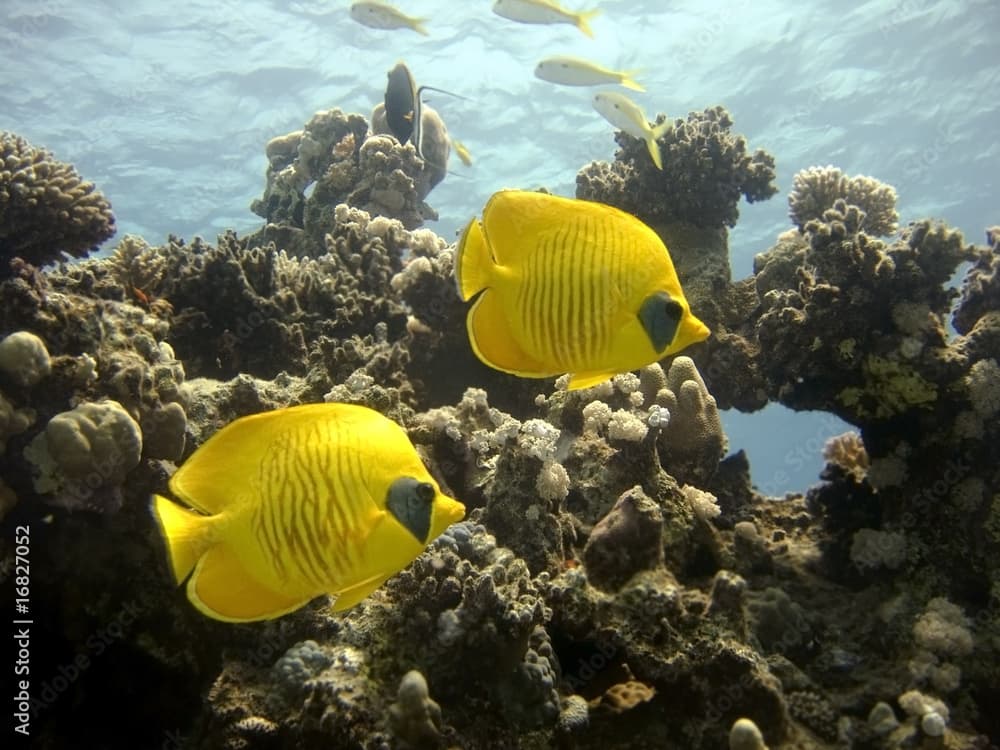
[467,290,554,377]
[187,542,312,623]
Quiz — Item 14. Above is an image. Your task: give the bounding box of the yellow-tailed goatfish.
[492,0,601,38]
[152,403,465,622]
[592,91,671,170]
[455,190,710,390]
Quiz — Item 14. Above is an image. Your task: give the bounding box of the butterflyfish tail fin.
[151,494,214,585]
[576,9,601,38]
[455,217,493,301]
[411,18,430,36]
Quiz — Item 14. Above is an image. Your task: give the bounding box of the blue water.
[2,0,997,493]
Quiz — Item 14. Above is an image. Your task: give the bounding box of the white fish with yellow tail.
[350,1,429,35]
[451,138,473,166]
[534,56,644,91]
[151,403,465,622]
[592,91,671,170]
[455,190,710,390]
[492,0,601,38]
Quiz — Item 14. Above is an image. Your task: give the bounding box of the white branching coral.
[607,409,648,443]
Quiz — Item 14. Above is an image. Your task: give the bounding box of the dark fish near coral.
[382,61,467,170]
[385,61,419,144]
[455,190,710,390]
[151,403,465,622]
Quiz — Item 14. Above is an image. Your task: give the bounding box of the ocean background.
[2,0,996,494]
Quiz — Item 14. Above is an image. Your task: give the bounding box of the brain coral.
[1,131,116,272]
[576,105,777,229]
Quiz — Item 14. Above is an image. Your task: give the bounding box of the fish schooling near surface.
[151,403,466,622]
[592,90,672,170]
[455,190,710,390]
[534,55,644,91]
[492,0,601,38]
[349,1,429,35]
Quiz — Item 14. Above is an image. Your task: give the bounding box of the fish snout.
[438,494,466,526]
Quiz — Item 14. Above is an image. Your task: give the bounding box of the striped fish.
[152,404,465,622]
[455,190,710,390]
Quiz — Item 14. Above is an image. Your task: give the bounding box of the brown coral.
[0,131,115,273]
[576,105,777,229]
[788,165,899,236]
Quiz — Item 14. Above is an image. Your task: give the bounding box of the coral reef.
[576,105,777,230]
[2,91,997,750]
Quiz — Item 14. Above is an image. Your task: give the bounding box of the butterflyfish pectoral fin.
[566,371,616,391]
[187,542,312,623]
[467,290,553,378]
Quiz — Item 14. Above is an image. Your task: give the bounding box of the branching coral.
[788,165,899,236]
[0,131,115,272]
[576,105,777,228]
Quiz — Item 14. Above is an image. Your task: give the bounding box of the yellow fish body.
[152,403,465,622]
[455,190,710,390]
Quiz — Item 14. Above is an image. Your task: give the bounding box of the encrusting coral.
[1,131,116,273]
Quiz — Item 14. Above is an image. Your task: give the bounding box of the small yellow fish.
[451,138,473,166]
[350,1,429,36]
[535,56,644,91]
[592,91,671,170]
[492,0,600,38]
[152,403,465,622]
[455,190,710,390]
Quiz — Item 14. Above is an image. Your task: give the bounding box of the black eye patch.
[386,476,436,543]
[638,291,683,353]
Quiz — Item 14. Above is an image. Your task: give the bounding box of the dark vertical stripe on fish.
[590,216,605,361]
[561,220,580,366]
[551,227,569,370]
[538,233,555,364]
[575,215,590,366]
[262,448,287,579]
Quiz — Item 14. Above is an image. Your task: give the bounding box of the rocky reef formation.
[1,106,997,750]
[250,108,445,258]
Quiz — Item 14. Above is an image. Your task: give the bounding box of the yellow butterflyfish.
[455,190,710,390]
[151,403,465,622]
